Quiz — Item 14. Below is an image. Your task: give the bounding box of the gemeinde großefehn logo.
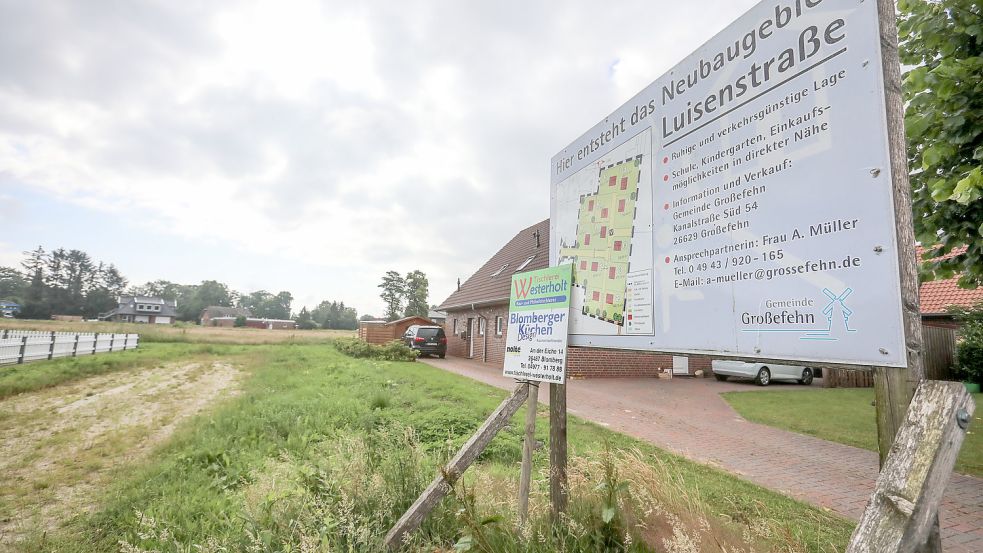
[510,272,569,341]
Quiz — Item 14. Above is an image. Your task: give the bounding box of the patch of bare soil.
[0,361,242,545]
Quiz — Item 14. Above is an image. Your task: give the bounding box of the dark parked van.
[402,325,447,358]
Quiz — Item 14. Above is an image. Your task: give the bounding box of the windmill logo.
[800,287,858,342]
[740,287,859,342]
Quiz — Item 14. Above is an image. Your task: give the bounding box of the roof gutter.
[439,297,509,312]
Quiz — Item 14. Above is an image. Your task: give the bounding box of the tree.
[239,290,293,320]
[312,300,359,330]
[295,307,317,330]
[0,267,26,302]
[20,247,49,319]
[403,270,429,318]
[900,0,983,287]
[379,271,405,321]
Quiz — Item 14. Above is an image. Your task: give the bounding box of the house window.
[600,225,607,237]
[606,293,614,304]
[584,234,590,246]
[620,177,628,190]
[601,208,608,218]
[515,254,536,272]
[591,261,598,272]
[452,319,458,334]
[491,263,509,276]
[592,291,600,301]
[614,241,622,251]
[618,199,626,212]
[588,199,594,211]
[579,260,587,270]
[608,176,617,186]
[495,316,505,336]
[609,267,616,279]
[479,318,486,336]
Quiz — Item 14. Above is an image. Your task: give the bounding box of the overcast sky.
[0,0,759,316]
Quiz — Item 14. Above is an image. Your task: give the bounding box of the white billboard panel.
[550,0,906,367]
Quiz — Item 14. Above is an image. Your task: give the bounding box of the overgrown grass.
[723,388,983,477]
[0,318,353,344]
[0,343,240,400]
[9,343,853,552]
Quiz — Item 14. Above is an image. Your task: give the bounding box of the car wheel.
[438,353,445,359]
[755,367,771,386]
[798,367,814,385]
[714,374,728,381]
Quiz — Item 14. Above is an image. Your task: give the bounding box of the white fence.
[0,330,139,365]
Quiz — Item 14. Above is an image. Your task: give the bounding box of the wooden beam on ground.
[549,382,568,521]
[846,381,975,553]
[518,382,539,527]
[384,383,530,551]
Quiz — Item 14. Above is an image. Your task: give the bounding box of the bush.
[955,320,983,385]
[233,315,246,328]
[334,338,418,362]
[951,302,983,385]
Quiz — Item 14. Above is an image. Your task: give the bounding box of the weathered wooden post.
[72,333,80,357]
[870,0,942,549]
[518,381,539,526]
[47,331,56,360]
[846,381,975,553]
[384,383,530,550]
[549,382,567,521]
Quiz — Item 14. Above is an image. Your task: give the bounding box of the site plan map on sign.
[553,128,655,336]
[558,157,640,325]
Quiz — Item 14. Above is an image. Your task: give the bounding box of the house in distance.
[100,296,178,324]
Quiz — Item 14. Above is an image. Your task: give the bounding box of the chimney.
[457,278,461,290]
[533,230,541,248]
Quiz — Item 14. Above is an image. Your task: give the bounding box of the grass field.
[0,318,354,344]
[722,388,983,477]
[1,340,855,552]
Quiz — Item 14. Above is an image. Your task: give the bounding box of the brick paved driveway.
[419,357,983,552]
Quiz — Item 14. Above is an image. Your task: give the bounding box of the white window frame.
[515,254,536,272]
[452,319,458,335]
[491,263,509,276]
[479,318,486,336]
[495,316,505,336]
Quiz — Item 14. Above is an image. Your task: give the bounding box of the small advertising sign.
[503,265,573,384]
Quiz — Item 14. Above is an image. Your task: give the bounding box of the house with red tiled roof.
[918,245,983,328]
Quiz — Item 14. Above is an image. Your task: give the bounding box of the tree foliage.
[13,246,128,319]
[239,290,293,320]
[403,270,430,318]
[379,271,406,321]
[899,0,983,286]
[311,300,358,330]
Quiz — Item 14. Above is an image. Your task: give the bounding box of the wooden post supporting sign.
[518,381,539,526]
[384,383,530,550]
[871,1,940,549]
[549,382,567,521]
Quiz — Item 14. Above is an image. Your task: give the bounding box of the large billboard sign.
[503,265,573,383]
[550,0,906,367]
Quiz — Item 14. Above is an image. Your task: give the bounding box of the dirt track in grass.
[0,360,242,545]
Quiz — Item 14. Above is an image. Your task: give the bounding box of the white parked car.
[711,360,814,386]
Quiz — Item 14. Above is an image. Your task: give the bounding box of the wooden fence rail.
[0,331,139,365]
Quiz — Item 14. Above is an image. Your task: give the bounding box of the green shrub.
[955,320,983,384]
[334,338,418,362]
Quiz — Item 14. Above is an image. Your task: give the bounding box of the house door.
[467,317,475,358]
